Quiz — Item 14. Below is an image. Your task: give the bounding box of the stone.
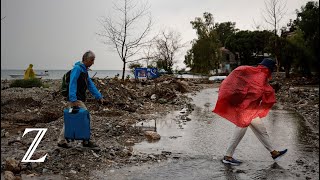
[31,150,48,161]
[92,151,99,158]
[4,171,15,180]
[158,98,167,104]
[151,94,157,100]
[1,129,6,137]
[180,108,187,113]
[70,170,77,174]
[5,158,21,173]
[144,131,161,140]
[42,168,48,173]
[125,140,135,146]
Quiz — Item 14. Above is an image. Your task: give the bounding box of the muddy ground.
[1,74,318,180]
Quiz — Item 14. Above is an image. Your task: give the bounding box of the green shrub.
[10,78,43,88]
[42,83,50,88]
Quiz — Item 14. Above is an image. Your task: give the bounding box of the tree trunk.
[285,65,290,78]
[122,60,126,80]
[274,36,280,77]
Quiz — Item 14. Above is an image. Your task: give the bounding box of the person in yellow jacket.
[24,64,36,79]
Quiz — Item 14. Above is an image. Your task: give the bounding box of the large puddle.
[91,88,319,180]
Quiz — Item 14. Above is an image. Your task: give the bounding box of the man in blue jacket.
[58,50,104,148]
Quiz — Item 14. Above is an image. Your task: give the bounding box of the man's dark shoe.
[82,141,98,148]
[57,142,72,148]
[272,149,288,160]
[222,156,242,166]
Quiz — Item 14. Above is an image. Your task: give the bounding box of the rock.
[70,170,77,174]
[161,151,172,156]
[169,136,182,139]
[1,129,6,137]
[148,155,156,159]
[180,108,187,113]
[235,169,245,173]
[176,80,189,93]
[179,80,189,87]
[120,149,132,157]
[5,158,21,173]
[14,176,22,180]
[23,173,38,178]
[151,94,157,100]
[109,149,116,156]
[31,150,48,161]
[144,131,161,140]
[125,140,135,146]
[158,98,167,104]
[92,151,99,158]
[4,171,15,180]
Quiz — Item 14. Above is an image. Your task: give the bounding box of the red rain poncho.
[212,65,276,127]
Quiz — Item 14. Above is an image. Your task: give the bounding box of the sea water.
[1,69,134,80]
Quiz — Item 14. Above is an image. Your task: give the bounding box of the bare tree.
[127,42,157,67]
[153,29,185,73]
[262,0,287,35]
[127,29,186,72]
[262,0,287,74]
[252,18,267,31]
[98,0,152,80]
[142,43,156,67]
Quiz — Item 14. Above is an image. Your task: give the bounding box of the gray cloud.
[1,0,310,70]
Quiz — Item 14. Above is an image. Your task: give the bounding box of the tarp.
[159,69,167,73]
[212,65,276,127]
[134,68,159,79]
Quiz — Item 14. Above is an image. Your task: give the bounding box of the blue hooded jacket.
[69,61,103,102]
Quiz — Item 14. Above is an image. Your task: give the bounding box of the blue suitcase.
[63,107,90,141]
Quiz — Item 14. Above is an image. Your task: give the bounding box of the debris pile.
[273,76,319,133]
[1,76,210,179]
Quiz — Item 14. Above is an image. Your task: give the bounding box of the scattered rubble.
[1,76,210,179]
[272,75,319,134]
[1,74,318,179]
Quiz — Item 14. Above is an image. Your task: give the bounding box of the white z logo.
[21,128,48,162]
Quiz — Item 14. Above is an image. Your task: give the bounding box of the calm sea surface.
[1,70,133,80]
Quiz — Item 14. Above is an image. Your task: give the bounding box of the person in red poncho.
[213,58,287,166]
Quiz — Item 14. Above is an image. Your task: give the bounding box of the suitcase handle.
[69,106,80,114]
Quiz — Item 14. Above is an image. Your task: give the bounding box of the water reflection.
[131,88,319,179]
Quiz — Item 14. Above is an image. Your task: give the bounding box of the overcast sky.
[1,0,311,70]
